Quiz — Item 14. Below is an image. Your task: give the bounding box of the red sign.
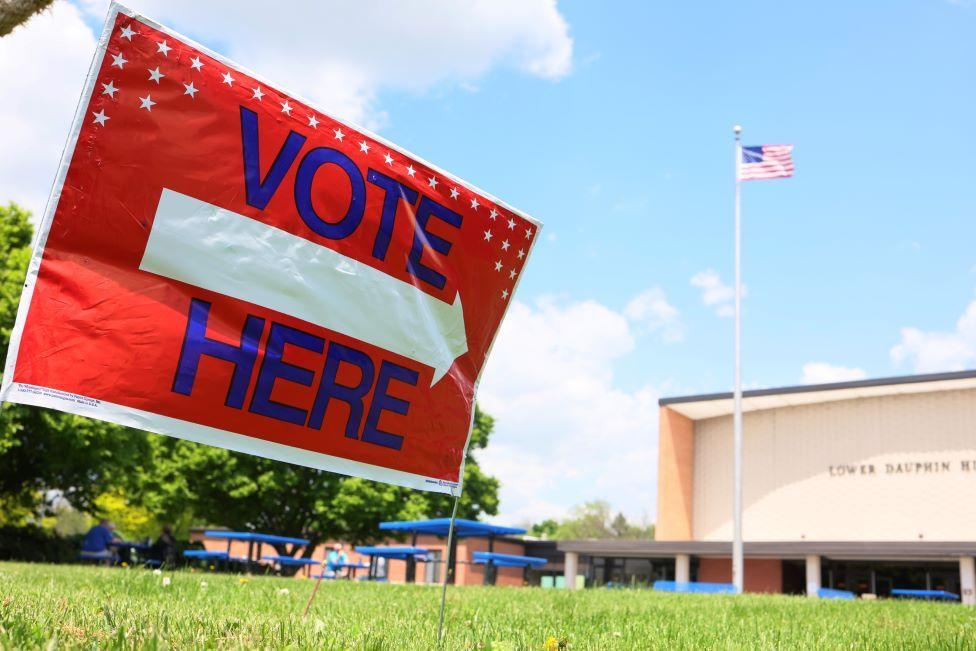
[0,5,539,494]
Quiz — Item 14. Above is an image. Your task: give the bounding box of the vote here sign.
[0,4,540,494]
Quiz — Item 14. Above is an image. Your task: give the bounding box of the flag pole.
[732,124,744,594]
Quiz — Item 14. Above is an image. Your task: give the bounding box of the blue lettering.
[307,342,375,439]
[249,322,325,426]
[172,298,265,409]
[362,361,418,450]
[294,147,366,240]
[240,106,306,210]
[406,196,461,290]
[366,168,418,261]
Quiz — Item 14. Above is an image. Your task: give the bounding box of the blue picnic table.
[891,588,959,601]
[355,546,429,581]
[203,530,310,568]
[262,554,321,576]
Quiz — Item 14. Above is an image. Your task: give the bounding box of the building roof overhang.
[557,539,976,560]
[659,370,976,420]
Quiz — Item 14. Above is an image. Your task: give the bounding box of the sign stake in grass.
[437,495,461,644]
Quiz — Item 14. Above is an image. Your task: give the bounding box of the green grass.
[0,562,975,649]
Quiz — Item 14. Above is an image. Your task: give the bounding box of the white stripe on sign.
[140,188,467,385]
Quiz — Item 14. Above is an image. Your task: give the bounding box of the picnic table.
[354,546,429,581]
[203,530,310,569]
[262,555,321,577]
[331,561,369,580]
[890,588,959,601]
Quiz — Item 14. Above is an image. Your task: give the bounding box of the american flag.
[738,144,794,181]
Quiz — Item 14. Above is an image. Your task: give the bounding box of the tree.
[0,0,55,37]
[534,500,654,541]
[127,405,501,554]
[0,203,152,516]
[528,518,559,540]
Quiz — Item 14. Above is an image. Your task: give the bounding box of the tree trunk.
[0,0,56,37]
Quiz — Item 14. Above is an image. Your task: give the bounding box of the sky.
[2,0,975,527]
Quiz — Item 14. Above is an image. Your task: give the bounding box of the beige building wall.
[692,388,976,541]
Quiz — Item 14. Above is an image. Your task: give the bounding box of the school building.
[557,370,976,603]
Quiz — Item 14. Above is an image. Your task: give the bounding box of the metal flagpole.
[437,493,461,644]
[732,124,744,594]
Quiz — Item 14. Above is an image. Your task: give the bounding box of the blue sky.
[2,0,975,525]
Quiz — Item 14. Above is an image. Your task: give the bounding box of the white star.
[139,94,156,111]
[333,128,344,141]
[517,248,525,259]
[525,227,533,239]
[148,66,164,83]
[156,40,172,56]
[509,269,517,280]
[501,289,509,300]
[470,197,479,210]
[252,87,264,101]
[494,260,502,272]
[383,152,394,166]
[111,53,127,69]
[483,229,492,242]
[280,100,292,115]
[119,24,136,40]
[428,176,438,189]
[100,80,118,98]
[450,187,459,200]
[222,72,235,86]
[307,115,319,128]
[501,239,510,251]
[489,208,498,220]
[359,140,371,154]
[406,165,416,177]
[189,56,203,71]
[507,218,516,230]
[183,81,198,98]
[91,109,109,126]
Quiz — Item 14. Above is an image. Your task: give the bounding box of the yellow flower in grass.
[543,636,568,651]
[120,562,128,568]
[239,577,250,585]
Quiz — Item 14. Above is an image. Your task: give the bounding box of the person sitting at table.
[148,524,178,567]
[326,543,348,577]
[80,519,122,564]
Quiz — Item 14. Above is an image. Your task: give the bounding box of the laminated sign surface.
[0,4,540,494]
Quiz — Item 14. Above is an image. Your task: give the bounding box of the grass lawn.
[1,562,974,649]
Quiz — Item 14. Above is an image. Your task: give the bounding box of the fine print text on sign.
[0,3,540,494]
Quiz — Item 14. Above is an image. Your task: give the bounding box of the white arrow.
[140,188,467,385]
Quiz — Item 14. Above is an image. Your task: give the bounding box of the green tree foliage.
[536,500,654,541]
[127,406,500,553]
[528,518,559,539]
[0,203,151,515]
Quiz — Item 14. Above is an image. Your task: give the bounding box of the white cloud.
[77,0,573,127]
[690,268,743,317]
[477,295,660,525]
[0,3,97,216]
[800,362,867,385]
[624,287,683,343]
[3,1,572,216]
[890,295,976,372]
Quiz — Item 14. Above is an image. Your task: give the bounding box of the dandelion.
[209,565,215,571]
[152,569,162,576]
[161,577,171,587]
[277,588,290,595]
[239,577,250,585]
[120,561,128,568]
[200,581,208,588]
[543,636,568,651]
